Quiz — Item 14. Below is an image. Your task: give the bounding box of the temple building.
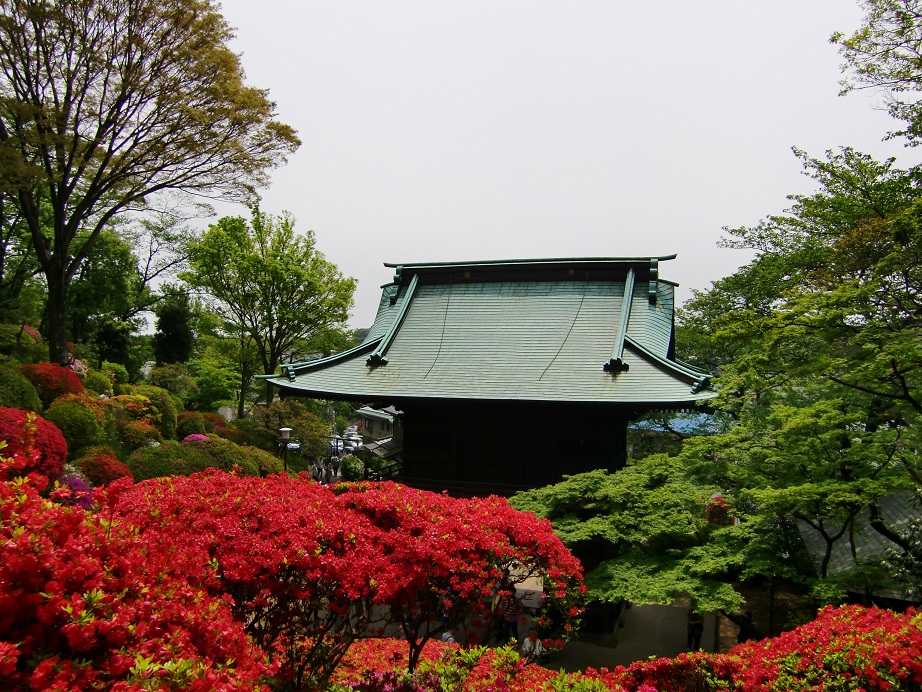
[264,256,715,496]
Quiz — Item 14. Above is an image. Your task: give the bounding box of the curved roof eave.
[257,338,382,383]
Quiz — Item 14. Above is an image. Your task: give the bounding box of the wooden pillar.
[610,416,628,472]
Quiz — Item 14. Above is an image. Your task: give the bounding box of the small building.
[265,256,714,495]
[356,405,401,443]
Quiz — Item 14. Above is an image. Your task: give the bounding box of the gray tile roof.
[267,257,714,406]
[799,492,919,575]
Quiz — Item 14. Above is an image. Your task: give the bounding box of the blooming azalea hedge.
[0,407,67,480]
[329,606,922,691]
[4,426,922,691]
[18,363,83,409]
[0,452,272,691]
[109,473,585,688]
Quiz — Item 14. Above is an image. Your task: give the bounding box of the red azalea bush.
[333,482,585,672]
[578,605,922,692]
[201,411,229,432]
[0,455,272,691]
[111,471,383,689]
[110,474,585,688]
[0,407,67,480]
[720,604,922,691]
[332,638,560,691]
[329,606,922,692]
[74,446,134,486]
[18,362,84,408]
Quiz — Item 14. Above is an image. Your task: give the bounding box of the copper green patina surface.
[264,257,714,406]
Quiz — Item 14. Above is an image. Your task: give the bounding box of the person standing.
[332,455,342,479]
[313,455,324,482]
[687,610,704,650]
[496,587,523,644]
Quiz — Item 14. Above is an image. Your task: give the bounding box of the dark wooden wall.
[397,400,632,496]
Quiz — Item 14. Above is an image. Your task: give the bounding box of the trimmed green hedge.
[44,395,108,459]
[127,435,283,481]
[0,366,42,412]
[121,385,178,439]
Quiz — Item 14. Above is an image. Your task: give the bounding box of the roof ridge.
[384,255,677,270]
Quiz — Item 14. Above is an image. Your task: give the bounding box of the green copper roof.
[267,257,713,405]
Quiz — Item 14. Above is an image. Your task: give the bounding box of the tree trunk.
[265,380,275,405]
[45,263,70,366]
[237,375,249,420]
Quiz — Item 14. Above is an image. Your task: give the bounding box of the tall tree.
[833,0,922,144]
[0,191,41,324]
[67,229,139,344]
[152,286,195,365]
[677,147,922,600]
[183,209,356,409]
[0,0,299,365]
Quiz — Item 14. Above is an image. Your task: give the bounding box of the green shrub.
[119,419,162,452]
[44,394,108,459]
[176,411,207,438]
[82,369,114,396]
[102,360,130,392]
[147,363,198,405]
[0,323,45,363]
[127,435,283,481]
[340,454,364,481]
[0,366,42,412]
[122,384,178,439]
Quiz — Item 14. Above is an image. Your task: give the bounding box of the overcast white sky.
[214,0,916,328]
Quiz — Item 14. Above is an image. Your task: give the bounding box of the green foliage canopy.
[183,209,356,399]
[511,458,743,612]
[0,0,300,365]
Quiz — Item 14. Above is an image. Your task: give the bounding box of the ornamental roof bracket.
[389,266,404,304]
[367,273,419,367]
[648,258,659,304]
[604,267,634,373]
[691,376,711,394]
